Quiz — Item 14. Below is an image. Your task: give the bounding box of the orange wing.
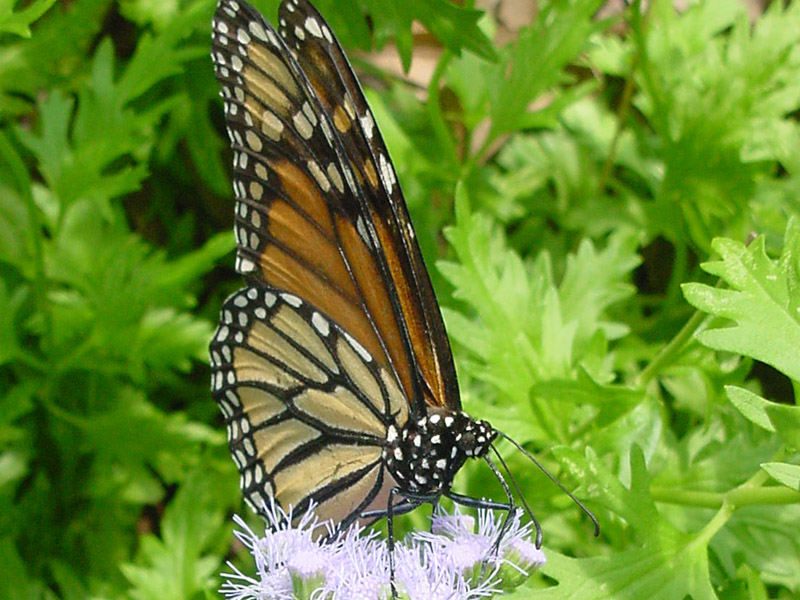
[277,0,460,411]
[211,0,459,412]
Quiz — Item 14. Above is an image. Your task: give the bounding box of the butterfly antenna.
[489,444,542,548]
[495,429,600,538]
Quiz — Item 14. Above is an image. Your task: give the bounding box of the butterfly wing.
[210,285,409,526]
[210,0,459,416]
[277,0,460,410]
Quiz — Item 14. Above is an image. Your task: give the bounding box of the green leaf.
[682,218,800,382]
[0,538,47,600]
[83,388,221,471]
[725,386,776,432]
[0,280,26,365]
[533,541,716,600]
[415,0,496,64]
[637,0,800,250]
[0,132,34,272]
[121,474,226,600]
[712,505,800,590]
[489,0,607,137]
[441,186,640,439]
[0,0,111,115]
[542,447,717,600]
[0,382,35,451]
[0,0,56,37]
[531,369,644,428]
[116,1,210,103]
[764,403,800,450]
[761,462,800,490]
[315,0,494,71]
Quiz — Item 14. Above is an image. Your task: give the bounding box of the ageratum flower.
[220,501,545,600]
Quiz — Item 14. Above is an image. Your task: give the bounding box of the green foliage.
[1,0,799,598]
[0,0,55,38]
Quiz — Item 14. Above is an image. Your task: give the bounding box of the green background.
[1,0,800,598]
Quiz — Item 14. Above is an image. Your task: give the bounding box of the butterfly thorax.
[382,408,496,495]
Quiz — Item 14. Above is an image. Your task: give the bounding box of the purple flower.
[220,502,543,600]
[394,542,499,600]
[321,524,390,599]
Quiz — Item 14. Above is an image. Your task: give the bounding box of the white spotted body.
[382,408,496,495]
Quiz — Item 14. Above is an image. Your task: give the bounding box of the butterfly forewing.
[211,0,459,418]
[210,286,409,526]
[278,0,460,411]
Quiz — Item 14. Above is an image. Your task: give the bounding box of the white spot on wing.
[302,102,317,126]
[356,216,371,247]
[312,312,329,336]
[344,332,372,363]
[293,111,313,139]
[281,293,302,307]
[327,163,344,194]
[343,165,358,195]
[360,112,375,140]
[343,96,356,120]
[238,257,256,273]
[249,21,268,42]
[320,118,334,145]
[307,160,331,192]
[378,153,396,194]
[305,17,323,38]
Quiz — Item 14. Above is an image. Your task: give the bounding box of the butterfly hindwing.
[210,285,409,526]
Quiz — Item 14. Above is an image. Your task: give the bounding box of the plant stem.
[693,499,734,547]
[650,486,800,508]
[598,0,655,192]
[637,308,706,386]
[0,131,53,354]
[427,50,458,167]
[652,452,799,509]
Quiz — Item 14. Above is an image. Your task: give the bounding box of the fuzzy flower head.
[412,505,545,592]
[220,502,544,600]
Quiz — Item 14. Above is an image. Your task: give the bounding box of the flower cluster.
[220,500,545,600]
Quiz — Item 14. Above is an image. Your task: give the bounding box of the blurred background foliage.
[1,0,800,598]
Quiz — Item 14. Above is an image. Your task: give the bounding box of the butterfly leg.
[445,489,516,558]
[386,487,401,600]
[359,498,419,520]
[380,489,440,599]
[445,457,517,581]
[429,496,440,531]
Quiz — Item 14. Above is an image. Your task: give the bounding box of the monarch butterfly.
[208,0,598,589]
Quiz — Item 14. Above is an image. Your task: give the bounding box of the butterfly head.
[383,409,497,495]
